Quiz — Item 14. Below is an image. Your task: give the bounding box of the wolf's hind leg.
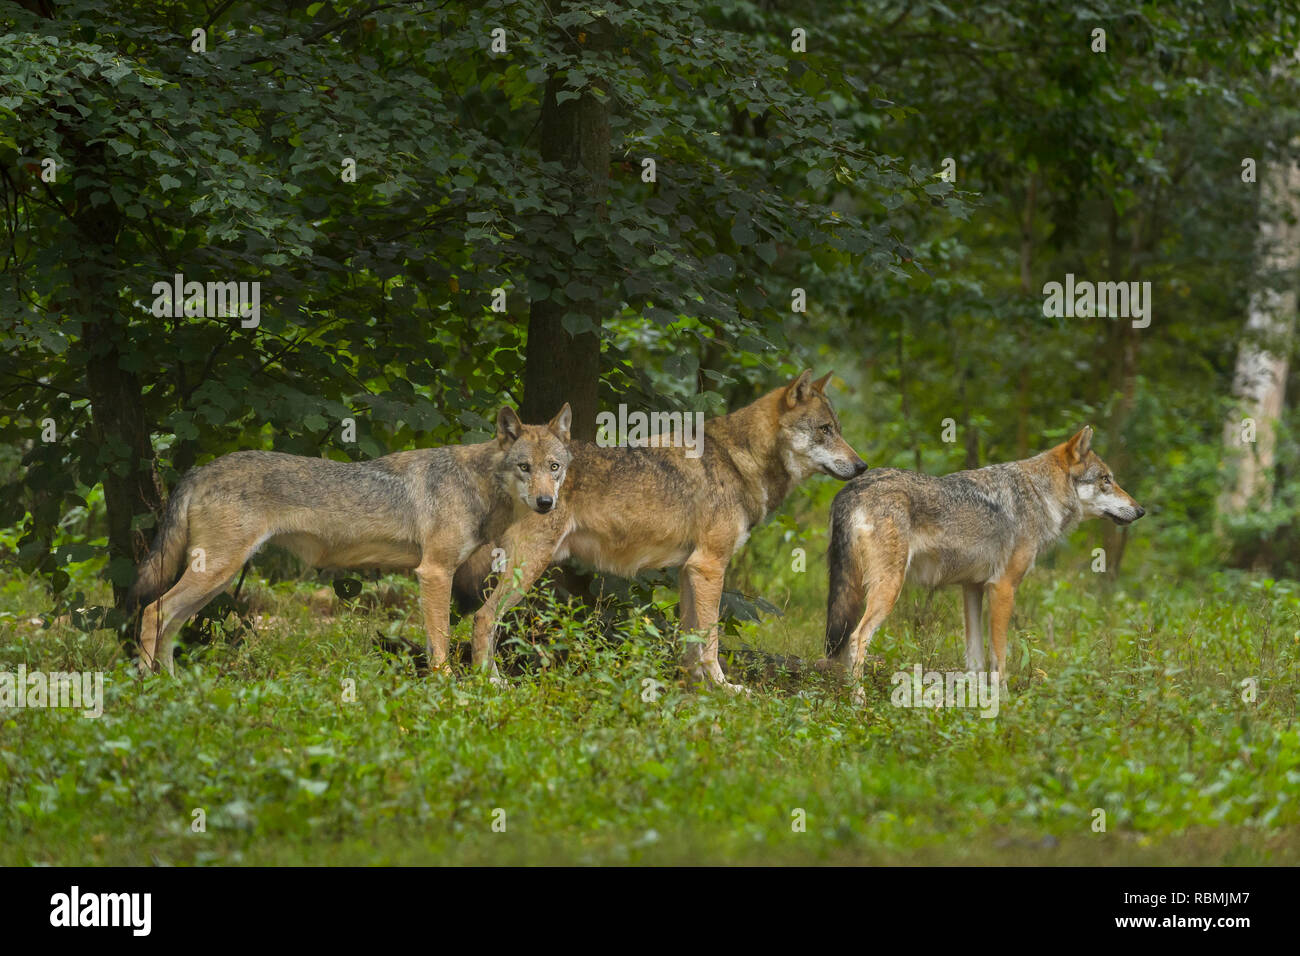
[139,564,243,675]
[840,516,907,683]
[846,568,905,683]
[138,524,260,676]
[962,583,985,671]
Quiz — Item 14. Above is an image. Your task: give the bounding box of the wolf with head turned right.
[826,426,1144,690]
[456,370,869,692]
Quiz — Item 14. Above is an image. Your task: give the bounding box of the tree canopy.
[3,0,1299,619]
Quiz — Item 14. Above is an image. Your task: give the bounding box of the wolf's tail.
[825,491,867,659]
[127,481,193,608]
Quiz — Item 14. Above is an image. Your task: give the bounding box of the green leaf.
[561,312,595,336]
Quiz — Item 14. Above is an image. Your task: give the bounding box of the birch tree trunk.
[1219,140,1300,518]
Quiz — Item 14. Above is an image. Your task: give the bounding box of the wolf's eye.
[550,462,559,472]
[518,463,530,473]
[820,424,833,436]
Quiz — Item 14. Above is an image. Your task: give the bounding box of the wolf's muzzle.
[832,457,868,479]
[535,495,555,513]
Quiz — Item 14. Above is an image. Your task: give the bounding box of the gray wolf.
[825,426,1144,687]
[457,370,868,691]
[130,404,573,675]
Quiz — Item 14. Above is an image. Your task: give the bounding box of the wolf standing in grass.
[458,370,868,692]
[826,426,1144,688]
[130,404,573,676]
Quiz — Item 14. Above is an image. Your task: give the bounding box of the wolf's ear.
[812,371,833,394]
[785,369,815,408]
[496,406,523,447]
[548,402,573,443]
[1065,425,1093,462]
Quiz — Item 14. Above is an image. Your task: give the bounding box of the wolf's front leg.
[987,580,1017,695]
[988,551,1032,693]
[680,552,748,695]
[470,520,561,686]
[415,558,452,672]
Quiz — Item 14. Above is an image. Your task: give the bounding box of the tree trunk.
[19,0,160,620]
[72,143,163,610]
[84,317,164,606]
[955,324,979,468]
[1015,174,1037,458]
[1219,146,1300,520]
[897,320,922,471]
[521,15,612,442]
[1099,209,1145,578]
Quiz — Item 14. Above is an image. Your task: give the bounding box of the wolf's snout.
[1107,504,1145,525]
[830,456,868,480]
[535,495,555,513]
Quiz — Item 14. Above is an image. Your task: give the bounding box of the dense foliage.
[1,1,1298,631]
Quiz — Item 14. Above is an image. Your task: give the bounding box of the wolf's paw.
[701,665,749,696]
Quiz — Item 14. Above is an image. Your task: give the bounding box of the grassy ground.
[1,564,1298,865]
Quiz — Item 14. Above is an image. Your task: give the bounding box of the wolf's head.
[775,370,868,481]
[1059,426,1145,526]
[495,404,573,514]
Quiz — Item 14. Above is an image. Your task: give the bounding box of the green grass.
[1,565,1298,865]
